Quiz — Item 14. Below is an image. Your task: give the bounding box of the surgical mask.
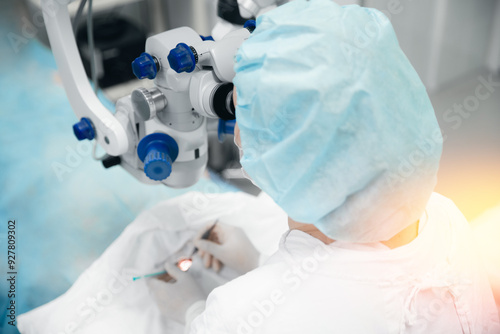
[235,137,257,185]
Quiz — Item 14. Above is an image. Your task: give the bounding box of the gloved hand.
[147,262,205,324]
[194,222,260,275]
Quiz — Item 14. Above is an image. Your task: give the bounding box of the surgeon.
[148,0,500,332]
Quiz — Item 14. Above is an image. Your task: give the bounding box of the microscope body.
[40,0,277,189]
[111,26,250,188]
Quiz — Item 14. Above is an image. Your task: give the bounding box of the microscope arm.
[41,0,129,156]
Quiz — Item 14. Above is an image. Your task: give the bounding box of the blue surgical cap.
[233,0,443,242]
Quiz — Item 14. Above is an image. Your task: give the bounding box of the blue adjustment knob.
[167,43,196,73]
[244,20,256,33]
[132,52,158,80]
[218,119,236,142]
[137,133,179,181]
[200,35,214,41]
[73,117,95,141]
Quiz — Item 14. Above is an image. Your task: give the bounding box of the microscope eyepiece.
[211,83,236,120]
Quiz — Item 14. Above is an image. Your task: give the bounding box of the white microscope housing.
[40,0,268,189]
[109,25,252,188]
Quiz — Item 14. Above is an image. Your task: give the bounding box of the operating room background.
[0,0,499,333]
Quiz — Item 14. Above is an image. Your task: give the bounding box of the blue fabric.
[0,3,234,332]
[234,0,443,242]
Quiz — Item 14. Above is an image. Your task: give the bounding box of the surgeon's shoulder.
[428,192,455,205]
[191,262,287,333]
[427,192,470,228]
[428,192,464,214]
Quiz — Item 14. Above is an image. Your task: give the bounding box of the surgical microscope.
[40,0,288,188]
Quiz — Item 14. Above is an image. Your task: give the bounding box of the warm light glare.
[177,258,193,272]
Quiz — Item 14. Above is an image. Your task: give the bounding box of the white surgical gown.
[190,193,500,333]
